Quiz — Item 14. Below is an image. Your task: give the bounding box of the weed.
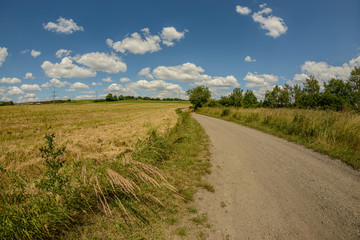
[221,108,231,117]
[187,206,198,213]
[198,182,215,192]
[191,213,209,225]
[174,227,187,236]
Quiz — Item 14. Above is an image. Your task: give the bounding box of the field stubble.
[0,102,184,177]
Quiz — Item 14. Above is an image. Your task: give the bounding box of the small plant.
[198,182,215,192]
[191,214,208,225]
[174,227,187,236]
[36,133,68,192]
[221,108,231,117]
[187,206,198,213]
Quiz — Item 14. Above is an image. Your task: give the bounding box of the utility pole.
[52,87,56,101]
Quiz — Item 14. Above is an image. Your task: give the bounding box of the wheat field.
[0,101,188,178]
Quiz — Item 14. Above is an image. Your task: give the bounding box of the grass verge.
[197,107,360,169]
[0,110,211,239]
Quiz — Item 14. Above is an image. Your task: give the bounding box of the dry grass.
[0,102,187,178]
[199,107,360,168]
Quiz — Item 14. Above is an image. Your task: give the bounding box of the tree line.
[103,93,184,102]
[187,67,360,111]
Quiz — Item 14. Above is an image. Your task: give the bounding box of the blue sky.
[0,0,359,101]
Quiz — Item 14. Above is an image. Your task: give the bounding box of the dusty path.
[192,113,360,240]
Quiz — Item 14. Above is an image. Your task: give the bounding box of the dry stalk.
[93,175,111,215]
[81,166,87,186]
[106,168,140,201]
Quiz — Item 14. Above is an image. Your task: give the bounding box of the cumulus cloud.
[24,72,35,79]
[299,56,360,82]
[74,95,95,100]
[43,17,84,34]
[20,84,41,92]
[41,57,96,79]
[56,49,72,58]
[0,47,8,67]
[196,76,240,89]
[161,27,187,47]
[68,82,89,91]
[152,62,240,90]
[236,5,252,15]
[91,82,102,86]
[243,72,278,99]
[1,96,12,101]
[244,56,256,62]
[153,62,207,82]
[107,28,161,54]
[80,90,96,94]
[102,77,112,83]
[128,80,184,98]
[75,52,127,73]
[106,83,137,96]
[25,93,36,98]
[0,77,21,84]
[138,67,154,79]
[30,49,41,58]
[120,77,131,83]
[41,78,69,88]
[251,4,288,38]
[7,86,24,95]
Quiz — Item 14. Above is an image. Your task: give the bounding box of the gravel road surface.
[192,113,360,240]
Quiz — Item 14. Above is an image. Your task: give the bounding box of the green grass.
[190,214,209,225]
[0,110,211,239]
[197,107,360,169]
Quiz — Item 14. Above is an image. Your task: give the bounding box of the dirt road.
[192,113,360,240]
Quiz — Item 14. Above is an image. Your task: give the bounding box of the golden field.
[0,101,188,177]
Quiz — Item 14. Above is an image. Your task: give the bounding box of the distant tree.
[118,95,124,101]
[105,93,117,101]
[243,90,258,108]
[229,88,243,107]
[348,67,360,109]
[186,86,211,109]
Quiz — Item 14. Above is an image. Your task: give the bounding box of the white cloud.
[102,77,112,83]
[80,90,96,94]
[196,76,240,89]
[24,72,35,79]
[161,27,187,47]
[56,49,72,58]
[20,84,41,92]
[236,5,252,15]
[128,80,184,98]
[299,56,360,82]
[43,17,84,34]
[30,49,41,58]
[25,93,36,98]
[106,83,137,96]
[68,82,89,90]
[41,57,96,79]
[252,5,287,38]
[74,95,95,100]
[75,52,127,73]
[107,28,161,54]
[49,78,68,88]
[91,82,102,86]
[138,67,154,79]
[243,72,278,99]
[243,72,278,88]
[120,77,131,83]
[1,96,11,101]
[7,86,24,95]
[41,82,51,88]
[0,77,21,84]
[292,73,309,83]
[0,47,8,67]
[153,62,207,82]
[244,56,256,62]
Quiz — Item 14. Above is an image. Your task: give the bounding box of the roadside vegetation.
[0,102,211,239]
[187,67,360,169]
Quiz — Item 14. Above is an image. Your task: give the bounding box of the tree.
[229,88,243,107]
[243,90,258,108]
[349,67,360,109]
[186,86,211,109]
[105,93,117,101]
